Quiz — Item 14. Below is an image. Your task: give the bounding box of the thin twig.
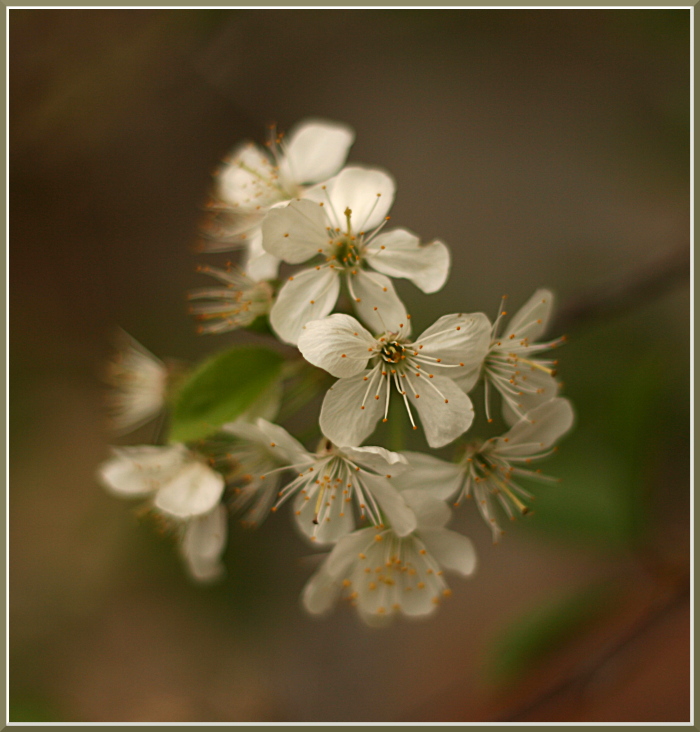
[550,243,690,335]
[489,572,689,722]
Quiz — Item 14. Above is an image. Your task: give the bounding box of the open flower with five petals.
[398,397,575,541]
[477,289,566,424]
[302,489,477,623]
[298,311,490,448]
[261,166,450,343]
[233,419,416,544]
[201,119,355,280]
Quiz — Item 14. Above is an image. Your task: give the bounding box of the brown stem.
[550,243,690,335]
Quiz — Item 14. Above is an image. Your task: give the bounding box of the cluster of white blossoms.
[97,119,575,623]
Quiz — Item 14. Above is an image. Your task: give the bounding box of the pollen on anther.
[444,398,449,403]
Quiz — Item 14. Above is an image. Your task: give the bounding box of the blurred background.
[10,8,690,723]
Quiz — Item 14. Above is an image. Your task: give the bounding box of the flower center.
[333,235,362,267]
[380,341,406,364]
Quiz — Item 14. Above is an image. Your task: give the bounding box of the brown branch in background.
[550,243,690,336]
[489,569,690,723]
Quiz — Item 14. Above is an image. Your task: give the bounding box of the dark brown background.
[10,8,690,722]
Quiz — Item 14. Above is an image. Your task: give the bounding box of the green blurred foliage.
[516,297,687,551]
[168,345,284,443]
[484,581,617,686]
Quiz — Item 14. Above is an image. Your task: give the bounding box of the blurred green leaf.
[484,582,615,685]
[520,342,665,550]
[168,346,284,443]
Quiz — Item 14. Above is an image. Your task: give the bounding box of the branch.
[550,243,690,336]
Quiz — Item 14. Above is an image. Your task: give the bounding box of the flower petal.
[217,142,282,211]
[325,527,376,577]
[241,227,281,281]
[349,269,408,335]
[154,461,225,519]
[420,528,477,576]
[500,368,560,425]
[270,266,340,345]
[261,198,330,264]
[416,312,491,391]
[307,166,395,231]
[493,397,575,456]
[98,444,187,497]
[365,229,450,293]
[302,569,342,615]
[180,504,228,582]
[340,445,408,476]
[359,473,417,536]
[224,418,311,466]
[279,119,355,185]
[503,289,555,342]
[410,374,475,448]
[320,367,387,447]
[293,488,355,545]
[298,314,375,378]
[401,489,452,529]
[397,452,465,501]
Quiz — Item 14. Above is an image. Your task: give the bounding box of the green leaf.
[168,346,284,443]
[484,582,615,685]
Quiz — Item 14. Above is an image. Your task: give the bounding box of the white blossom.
[298,311,491,449]
[200,119,355,280]
[302,489,476,623]
[104,330,168,434]
[188,263,274,335]
[262,166,450,344]
[478,289,566,424]
[97,444,225,520]
[398,398,575,541]
[242,420,416,544]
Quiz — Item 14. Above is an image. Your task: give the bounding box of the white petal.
[401,489,452,529]
[217,143,282,211]
[416,312,491,392]
[359,473,417,536]
[154,461,225,519]
[365,229,450,293]
[279,119,355,185]
[325,527,376,577]
[340,445,408,476]
[302,569,341,615]
[410,374,475,449]
[492,397,575,456]
[223,418,311,466]
[396,452,465,501]
[180,505,228,582]
[349,270,408,335]
[503,289,555,342]
[500,368,560,425]
[261,199,330,264]
[293,488,355,545]
[98,444,187,497]
[298,314,375,378]
[241,228,281,281]
[307,166,395,231]
[420,528,477,576]
[270,266,340,345]
[319,368,387,447]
